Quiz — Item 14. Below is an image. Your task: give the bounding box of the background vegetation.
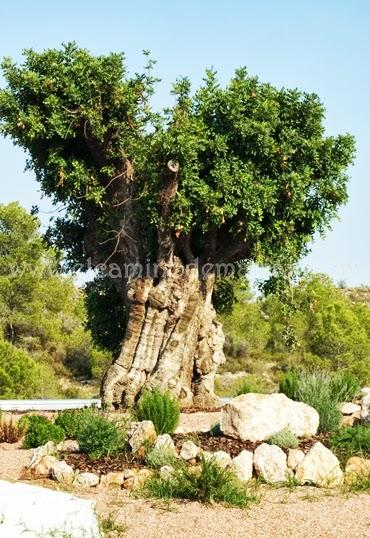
[0,201,369,399]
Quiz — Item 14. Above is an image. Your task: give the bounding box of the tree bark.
[101,258,225,409]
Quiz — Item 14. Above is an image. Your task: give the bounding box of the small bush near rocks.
[329,371,360,402]
[144,456,258,507]
[77,414,125,459]
[329,424,370,463]
[55,408,97,439]
[136,389,180,435]
[18,414,50,432]
[145,447,178,468]
[23,416,65,448]
[345,470,370,492]
[0,417,25,443]
[279,370,299,400]
[267,428,299,449]
[280,370,342,433]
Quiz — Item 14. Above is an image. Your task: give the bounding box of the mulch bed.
[173,432,330,458]
[64,432,331,474]
[64,452,146,474]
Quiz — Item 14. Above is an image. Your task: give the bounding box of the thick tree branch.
[157,160,180,265]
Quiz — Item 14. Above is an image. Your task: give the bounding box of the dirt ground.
[1,441,369,538]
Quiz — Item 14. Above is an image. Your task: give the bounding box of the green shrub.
[329,424,370,463]
[344,470,370,492]
[18,414,50,432]
[55,408,97,439]
[146,458,257,507]
[267,427,299,449]
[77,414,125,459]
[144,456,258,507]
[145,447,178,469]
[280,370,342,433]
[329,372,360,402]
[136,389,180,435]
[23,416,65,448]
[295,371,342,433]
[279,370,299,400]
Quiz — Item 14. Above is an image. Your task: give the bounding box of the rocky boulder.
[340,402,361,415]
[30,455,57,478]
[295,442,343,487]
[57,440,80,453]
[253,443,289,483]
[203,450,232,469]
[0,480,100,538]
[180,440,201,461]
[287,448,305,471]
[50,460,75,484]
[28,441,56,469]
[154,434,177,455]
[232,450,253,482]
[74,472,100,487]
[345,456,370,482]
[99,472,124,488]
[360,388,370,420]
[128,421,157,453]
[221,393,319,442]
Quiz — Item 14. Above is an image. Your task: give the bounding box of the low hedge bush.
[23,415,65,448]
[77,414,125,459]
[136,389,180,435]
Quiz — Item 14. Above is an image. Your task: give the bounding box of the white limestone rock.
[203,450,232,469]
[0,480,100,537]
[253,443,289,483]
[180,440,201,460]
[57,440,80,453]
[295,442,343,488]
[74,472,100,487]
[28,441,56,469]
[50,460,75,484]
[287,448,305,471]
[30,455,58,478]
[160,465,175,479]
[232,450,253,482]
[221,393,319,442]
[154,433,177,454]
[340,402,361,415]
[128,420,157,453]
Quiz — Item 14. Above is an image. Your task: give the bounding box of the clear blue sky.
[0,0,369,285]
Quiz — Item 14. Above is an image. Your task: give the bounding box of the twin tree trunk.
[102,258,225,409]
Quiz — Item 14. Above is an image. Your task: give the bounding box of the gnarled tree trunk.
[101,258,225,409]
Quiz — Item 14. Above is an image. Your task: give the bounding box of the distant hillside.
[342,287,370,307]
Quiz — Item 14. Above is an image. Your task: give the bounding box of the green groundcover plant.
[76,414,125,459]
[279,369,361,433]
[136,389,180,435]
[144,455,259,507]
[23,415,65,448]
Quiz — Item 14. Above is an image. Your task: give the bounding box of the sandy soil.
[0,428,369,538]
[176,411,221,433]
[89,485,370,538]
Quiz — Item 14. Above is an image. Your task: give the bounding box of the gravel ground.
[92,486,370,538]
[176,411,221,433]
[0,442,31,481]
[1,419,369,538]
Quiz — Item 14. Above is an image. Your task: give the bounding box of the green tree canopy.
[0,202,110,383]
[0,44,355,273]
[0,339,59,398]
